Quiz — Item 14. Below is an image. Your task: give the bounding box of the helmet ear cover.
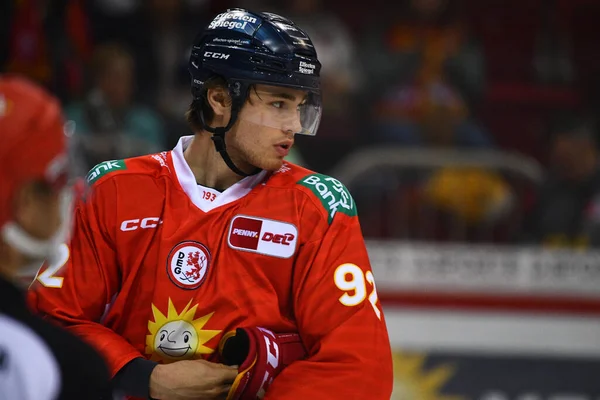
[195,78,249,137]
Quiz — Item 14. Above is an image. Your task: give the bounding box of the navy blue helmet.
[189,8,322,138]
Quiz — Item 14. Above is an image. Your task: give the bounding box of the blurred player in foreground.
[0,76,112,399]
[29,8,393,400]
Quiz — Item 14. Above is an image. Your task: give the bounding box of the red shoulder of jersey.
[84,152,171,188]
[265,162,358,226]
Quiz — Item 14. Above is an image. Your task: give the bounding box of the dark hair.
[185,76,229,132]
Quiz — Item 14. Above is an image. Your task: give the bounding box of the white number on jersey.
[35,244,69,289]
[333,263,382,320]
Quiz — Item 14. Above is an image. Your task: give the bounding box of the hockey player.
[29,8,394,400]
[0,76,112,399]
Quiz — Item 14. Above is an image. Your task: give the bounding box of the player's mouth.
[158,345,192,357]
[275,140,293,157]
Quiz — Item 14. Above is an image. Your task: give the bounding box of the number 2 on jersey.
[334,263,382,320]
[36,244,69,288]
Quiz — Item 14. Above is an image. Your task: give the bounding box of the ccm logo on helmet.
[120,217,163,232]
[204,51,230,60]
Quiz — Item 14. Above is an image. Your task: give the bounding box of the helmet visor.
[238,85,322,136]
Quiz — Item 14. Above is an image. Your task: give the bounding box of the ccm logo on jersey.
[120,217,163,231]
[228,215,298,259]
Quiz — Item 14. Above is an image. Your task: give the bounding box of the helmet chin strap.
[210,127,258,177]
[196,81,261,178]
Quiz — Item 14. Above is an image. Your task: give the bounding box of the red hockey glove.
[219,327,307,400]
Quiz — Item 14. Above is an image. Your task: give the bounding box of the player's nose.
[282,114,302,135]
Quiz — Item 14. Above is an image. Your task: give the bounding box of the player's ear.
[206,86,232,118]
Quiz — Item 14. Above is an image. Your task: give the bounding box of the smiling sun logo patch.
[146,298,220,363]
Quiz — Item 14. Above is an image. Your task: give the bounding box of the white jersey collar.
[171,135,267,212]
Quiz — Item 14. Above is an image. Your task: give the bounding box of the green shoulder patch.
[86,160,127,184]
[298,173,357,224]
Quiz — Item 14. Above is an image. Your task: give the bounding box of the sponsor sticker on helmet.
[166,241,211,290]
[228,215,298,258]
[298,174,357,224]
[207,11,260,33]
[298,61,316,75]
[211,38,251,46]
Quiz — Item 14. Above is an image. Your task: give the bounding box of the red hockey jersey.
[29,136,393,399]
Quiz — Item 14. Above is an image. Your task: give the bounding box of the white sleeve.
[0,314,61,400]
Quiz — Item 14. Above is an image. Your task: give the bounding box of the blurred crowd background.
[2,0,600,248]
[4,1,600,396]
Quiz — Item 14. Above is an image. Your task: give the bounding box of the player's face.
[14,181,63,243]
[227,85,307,171]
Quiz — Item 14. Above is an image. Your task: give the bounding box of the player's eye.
[271,101,283,109]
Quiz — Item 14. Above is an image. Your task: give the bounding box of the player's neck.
[183,132,245,191]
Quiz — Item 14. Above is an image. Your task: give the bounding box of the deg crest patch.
[166,241,211,290]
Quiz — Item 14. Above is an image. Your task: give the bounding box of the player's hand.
[149,359,238,400]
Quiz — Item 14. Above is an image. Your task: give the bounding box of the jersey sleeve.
[28,177,142,377]
[264,175,393,399]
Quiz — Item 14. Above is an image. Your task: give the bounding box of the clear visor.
[238,86,322,136]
